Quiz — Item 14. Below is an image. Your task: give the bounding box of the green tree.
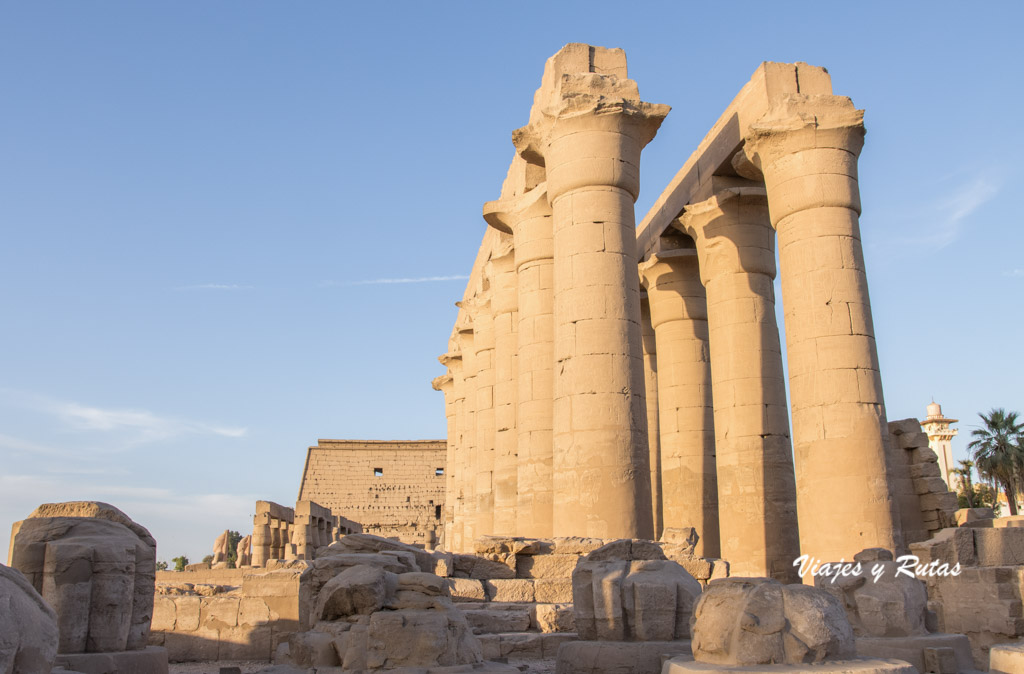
[172,555,189,572]
[968,408,1024,516]
[226,530,242,569]
[202,554,214,565]
[953,459,977,508]
[155,560,168,571]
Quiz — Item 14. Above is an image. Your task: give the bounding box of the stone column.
[469,294,496,540]
[520,74,667,538]
[489,246,519,535]
[676,187,799,581]
[640,295,663,539]
[639,251,719,556]
[432,367,457,549]
[743,94,901,561]
[252,513,271,567]
[455,324,477,551]
[485,186,555,538]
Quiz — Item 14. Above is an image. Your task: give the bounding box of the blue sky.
[2,3,1021,563]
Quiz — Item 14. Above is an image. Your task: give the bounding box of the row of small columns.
[436,86,901,572]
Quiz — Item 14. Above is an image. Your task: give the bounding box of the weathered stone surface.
[908,527,977,567]
[534,578,573,603]
[974,526,1024,566]
[855,633,974,674]
[573,540,701,642]
[0,563,58,674]
[325,534,448,575]
[485,579,534,603]
[533,603,575,633]
[365,609,482,668]
[690,578,854,665]
[447,578,487,603]
[316,565,396,621]
[991,640,1024,674]
[515,554,578,579]
[9,502,157,654]
[815,552,928,638]
[453,554,515,580]
[474,536,545,556]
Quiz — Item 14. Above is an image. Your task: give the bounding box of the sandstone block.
[9,502,157,654]
[991,640,1024,674]
[557,640,694,674]
[447,578,487,602]
[474,536,545,556]
[365,608,482,668]
[485,579,535,603]
[691,578,854,665]
[515,554,579,579]
[550,538,608,555]
[454,554,516,580]
[909,527,977,567]
[315,565,396,621]
[897,432,930,449]
[534,578,574,603]
[533,603,576,633]
[0,563,58,674]
[975,527,1024,566]
[573,541,701,642]
[288,631,340,668]
[955,508,995,526]
[815,555,928,637]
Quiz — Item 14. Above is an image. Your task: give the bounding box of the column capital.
[638,250,705,328]
[742,94,865,224]
[513,74,669,202]
[432,373,453,394]
[483,184,550,235]
[438,351,463,371]
[674,187,774,284]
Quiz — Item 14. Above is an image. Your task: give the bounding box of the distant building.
[298,439,446,549]
[921,402,958,490]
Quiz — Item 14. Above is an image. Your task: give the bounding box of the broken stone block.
[814,550,928,638]
[691,578,854,665]
[572,539,701,641]
[0,563,59,674]
[533,603,575,633]
[315,565,396,621]
[9,502,157,654]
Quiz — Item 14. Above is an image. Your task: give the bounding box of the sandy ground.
[168,659,555,674]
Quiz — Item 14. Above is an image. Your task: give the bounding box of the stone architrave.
[488,241,519,536]
[639,295,663,539]
[639,250,719,558]
[515,48,668,539]
[742,94,902,561]
[9,502,157,655]
[674,187,799,581]
[484,184,555,539]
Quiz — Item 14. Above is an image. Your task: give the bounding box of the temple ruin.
[434,43,932,580]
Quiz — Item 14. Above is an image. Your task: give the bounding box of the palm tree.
[954,459,976,508]
[968,408,1024,516]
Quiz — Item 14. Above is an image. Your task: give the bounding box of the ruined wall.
[298,440,446,549]
[150,566,309,661]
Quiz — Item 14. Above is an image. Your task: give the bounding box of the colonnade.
[434,45,903,576]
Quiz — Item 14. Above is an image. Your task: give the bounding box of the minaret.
[921,401,958,489]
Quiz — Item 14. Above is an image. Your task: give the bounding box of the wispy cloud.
[896,177,1000,250]
[0,389,247,451]
[174,283,253,291]
[321,275,470,287]
[1002,269,1024,278]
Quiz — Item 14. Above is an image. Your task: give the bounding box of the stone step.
[479,632,578,661]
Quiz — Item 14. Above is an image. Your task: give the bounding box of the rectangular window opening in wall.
[435,505,442,520]
[374,468,383,476]
[435,467,444,476]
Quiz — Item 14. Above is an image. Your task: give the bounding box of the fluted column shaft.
[433,364,459,549]
[744,95,901,561]
[640,252,718,556]
[640,296,663,539]
[677,188,799,580]
[490,250,519,535]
